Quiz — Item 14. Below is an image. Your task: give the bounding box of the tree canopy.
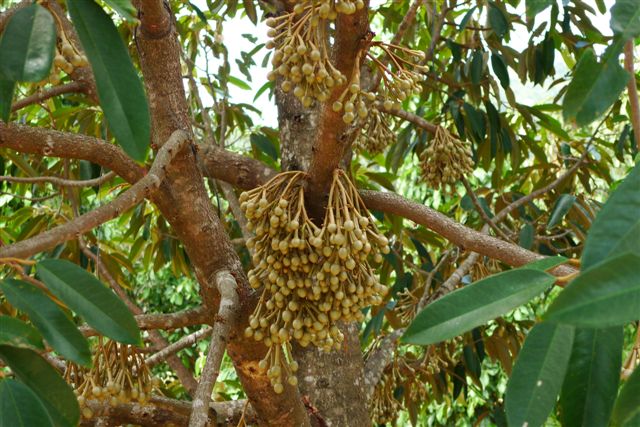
[0,0,639,426]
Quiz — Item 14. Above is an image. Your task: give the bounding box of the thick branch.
[625,40,640,151]
[11,82,84,112]
[82,396,255,426]
[0,171,116,187]
[0,130,189,259]
[359,190,576,276]
[190,272,240,427]
[0,123,144,184]
[306,3,370,209]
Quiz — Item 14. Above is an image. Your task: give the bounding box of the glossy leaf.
[612,365,640,426]
[523,256,569,271]
[559,327,623,427]
[37,259,140,345]
[563,48,629,127]
[547,194,576,229]
[545,254,640,327]
[0,379,53,427]
[545,254,640,328]
[67,0,150,162]
[488,2,508,38]
[0,78,15,122]
[582,162,640,270]
[0,345,79,427]
[526,0,553,19]
[0,4,56,82]
[506,322,574,427]
[402,269,555,345]
[0,279,90,365]
[0,316,44,349]
[491,52,510,88]
[610,0,640,41]
[103,0,138,21]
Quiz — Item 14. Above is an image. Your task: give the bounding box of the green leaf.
[488,2,509,38]
[0,345,79,427]
[103,0,138,21]
[227,75,251,90]
[526,0,553,19]
[37,259,140,345]
[519,223,534,250]
[523,256,569,271]
[547,194,576,229]
[613,365,640,426]
[402,269,555,345]
[563,48,629,127]
[582,162,640,270]
[505,322,575,427]
[610,0,640,41]
[0,4,56,82]
[0,316,44,349]
[0,279,90,365]
[0,78,16,122]
[559,327,623,427]
[470,50,484,85]
[491,52,510,88]
[250,133,278,161]
[545,254,640,327]
[242,0,257,24]
[67,0,150,162]
[0,379,53,427]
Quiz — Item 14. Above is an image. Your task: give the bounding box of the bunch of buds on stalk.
[64,338,160,419]
[419,126,474,191]
[266,7,347,107]
[354,106,396,154]
[367,42,427,107]
[240,169,390,392]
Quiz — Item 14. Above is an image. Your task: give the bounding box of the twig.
[189,271,239,427]
[461,177,513,242]
[0,130,189,259]
[11,82,84,112]
[625,41,640,151]
[0,171,116,187]
[146,326,212,367]
[0,191,59,202]
[379,104,438,133]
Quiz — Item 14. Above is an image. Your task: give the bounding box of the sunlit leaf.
[402,269,555,345]
[37,259,141,345]
[0,4,56,82]
[67,0,150,161]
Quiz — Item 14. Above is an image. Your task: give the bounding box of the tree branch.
[0,130,189,259]
[81,395,256,426]
[146,327,212,368]
[306,3,371,211]
[0,171,116,187]
[461,177,512,242]
[11,82,85,112]
[0,123,144,184]
[189,271,240,427]
[625,40,640,151]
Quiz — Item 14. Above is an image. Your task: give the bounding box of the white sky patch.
[188,0,618,128]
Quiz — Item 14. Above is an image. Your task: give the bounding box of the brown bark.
[133,2,310,425]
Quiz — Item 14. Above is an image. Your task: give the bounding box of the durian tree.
[0,0,639,426]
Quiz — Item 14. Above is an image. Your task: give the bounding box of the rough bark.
[133,1,310,425]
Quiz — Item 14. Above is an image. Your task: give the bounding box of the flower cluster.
[354,106,396,154]
[420,126,474,190]
[64,339,159,419]
[240,169,389,392]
